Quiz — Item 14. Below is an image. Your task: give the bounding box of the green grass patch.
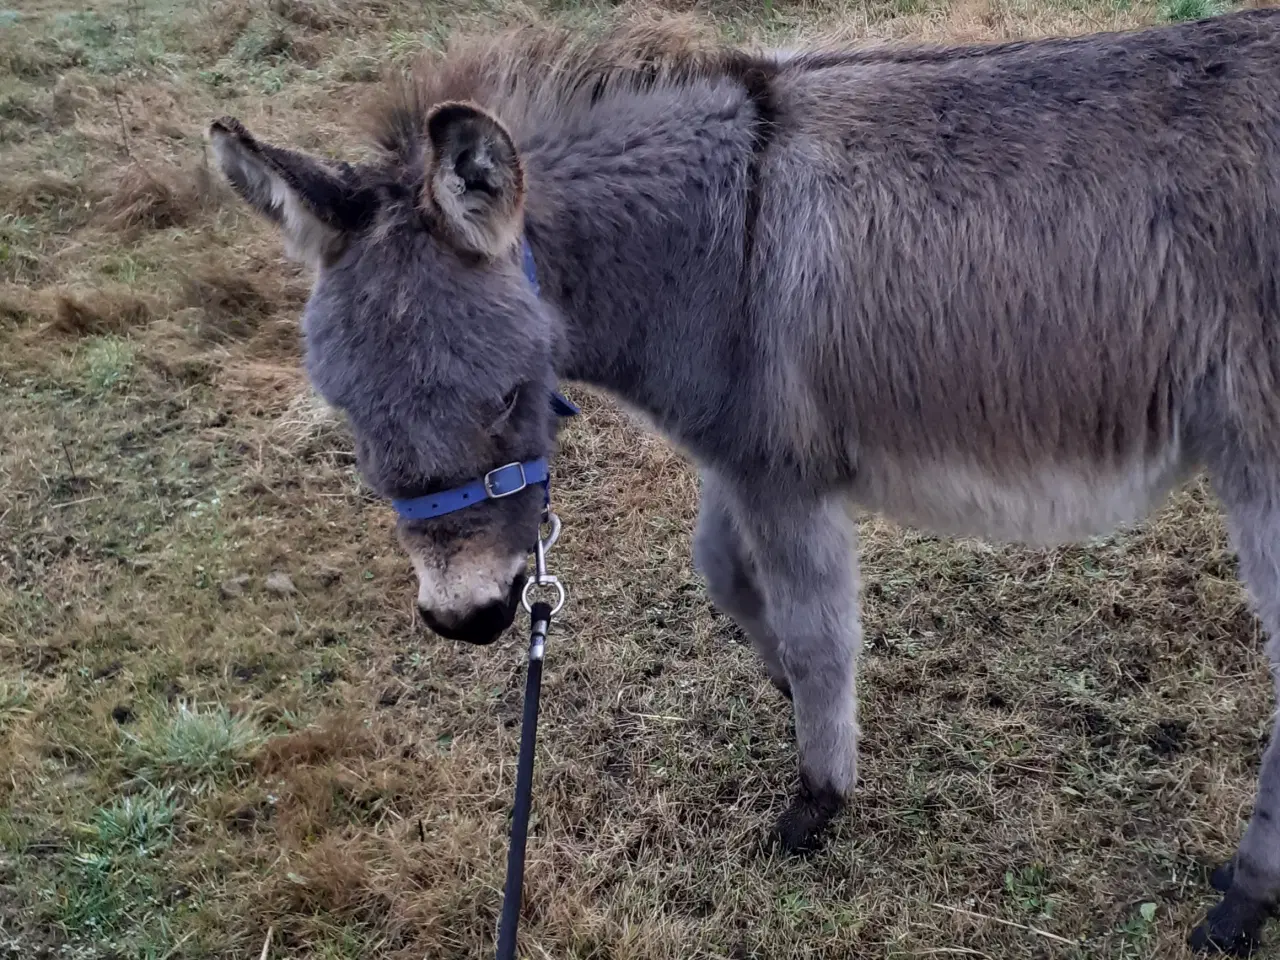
[49,788,182,954]
[81,336,137,395]
[1159,0,1221,21]
[0,214,42,283]
[85,789,178,856]
[123,701,262,787]
[0,676,32,730]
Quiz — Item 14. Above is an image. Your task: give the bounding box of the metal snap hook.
[539,511,562,552]
[522,511,566,615]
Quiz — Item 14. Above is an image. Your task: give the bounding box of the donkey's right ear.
[207,117,375,268]
[423,102,524,260]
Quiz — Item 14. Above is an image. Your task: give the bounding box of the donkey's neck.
[521,79,769,469]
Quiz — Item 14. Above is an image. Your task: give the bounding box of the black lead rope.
[495,599,552,960]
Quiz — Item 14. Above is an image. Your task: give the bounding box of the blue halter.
[390,238,579,522]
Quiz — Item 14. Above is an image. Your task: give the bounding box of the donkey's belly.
[850,448,1190,546]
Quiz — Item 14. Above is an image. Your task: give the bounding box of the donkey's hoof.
[1188,890,1268,956]
[772,780,844,856]
[1211,859,1236,894]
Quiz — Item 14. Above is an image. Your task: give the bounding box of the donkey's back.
[751,10,1280,545]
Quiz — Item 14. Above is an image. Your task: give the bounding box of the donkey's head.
[209,105,562,646]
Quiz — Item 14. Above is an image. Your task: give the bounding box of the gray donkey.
[209,9,1280,952]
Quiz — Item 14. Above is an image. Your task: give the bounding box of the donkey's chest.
[849,449,1191,545]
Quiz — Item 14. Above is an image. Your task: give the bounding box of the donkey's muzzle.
[419,573,525,645]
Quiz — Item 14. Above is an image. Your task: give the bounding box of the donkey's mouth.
[420,573,526,646]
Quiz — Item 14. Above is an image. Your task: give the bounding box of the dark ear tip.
[209,116,249,142]
[424,100,517,154]
[425,101,481,139]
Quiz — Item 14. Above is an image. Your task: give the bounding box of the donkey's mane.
[364,14,1145,169]
[368,18,746,164]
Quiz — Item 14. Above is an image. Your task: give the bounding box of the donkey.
[209,9,1280,952]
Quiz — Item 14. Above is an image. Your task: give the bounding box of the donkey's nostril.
[421,604,510,645]
[419,593,519,647]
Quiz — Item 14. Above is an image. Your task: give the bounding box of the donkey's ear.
[423,102,524,260]
[208,116,374,268]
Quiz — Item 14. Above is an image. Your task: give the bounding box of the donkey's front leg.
[693,469,792,701]
[739,491,862,854]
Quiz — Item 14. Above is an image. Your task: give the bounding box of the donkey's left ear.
[208,116,375,269]
[423,102,524,260]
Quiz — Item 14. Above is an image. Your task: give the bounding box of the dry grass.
[99,163,216,235]
[50,286,158,336]
[1,0,1276,958]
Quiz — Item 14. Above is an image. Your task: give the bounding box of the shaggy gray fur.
[210,10,1280,952]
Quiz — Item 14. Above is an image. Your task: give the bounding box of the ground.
[0,0,1275,957]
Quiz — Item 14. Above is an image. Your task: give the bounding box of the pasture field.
[1,0,1275,957]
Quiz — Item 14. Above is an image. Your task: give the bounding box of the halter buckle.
[483,462,528,499]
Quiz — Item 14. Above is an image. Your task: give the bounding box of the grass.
[0,0,1275,958]
[1160,0,1223,20]
[52,788,181,955]
[81,335,136,394]
[87,790,178,854]
[123,701,263,785]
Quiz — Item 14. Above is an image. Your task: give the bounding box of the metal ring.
[521,576,566,616]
